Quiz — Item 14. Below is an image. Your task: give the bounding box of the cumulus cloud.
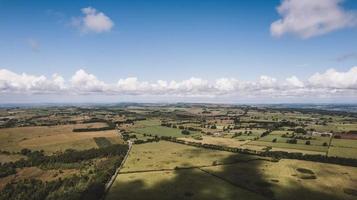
[308,66,357,89]
[0,67,356,99]
[70,69,107,92]
[0,69,65,93]
[286,76,304,88]
[270,0,357,38]
[72,7,114,33]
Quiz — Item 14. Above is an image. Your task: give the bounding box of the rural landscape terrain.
[0,103,356,200]
[2,0,357,199]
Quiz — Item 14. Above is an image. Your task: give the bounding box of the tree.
[305,141,311,145]
[211,125,217,129]
[272,138,277,143]
[181,130,190,135]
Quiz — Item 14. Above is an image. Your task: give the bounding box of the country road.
[103,129,133,196]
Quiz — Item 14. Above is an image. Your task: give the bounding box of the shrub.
[272,138,277,143]
[181,130,190,135]
[305,141,311,145]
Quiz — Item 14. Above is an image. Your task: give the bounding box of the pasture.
[107,141,357,200]
[0,124,123,154]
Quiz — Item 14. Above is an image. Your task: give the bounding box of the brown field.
[0,123,123,153]
[0,154,26,163]
[0,167,78,190]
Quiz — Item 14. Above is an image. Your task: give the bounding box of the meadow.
[0,123,123,154]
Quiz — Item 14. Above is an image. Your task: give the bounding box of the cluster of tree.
[286,138,298,144]
[0,144,129,200]
[133,137,160,144]
[260,130,272,137]
[0,163,16,178]
[294,127,307,134]
[294,135,313,140]
[160,122,202,132]
[0,144,128,178]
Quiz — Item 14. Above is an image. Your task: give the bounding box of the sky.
[0,0,357,103]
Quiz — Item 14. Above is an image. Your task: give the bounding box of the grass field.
[0,124,124,154]
[307,123,357,133]
[328,138,357,159]
[203,159,357,200]
[328,147,357,159]
[132,125,199,138]
[331,138,357,148]
[179,136,249,148]
[120,141,253,172]
[107,141,357,200]
[246,141,328,153]
[106,169,266,200]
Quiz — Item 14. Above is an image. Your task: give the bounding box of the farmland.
[0,104,356,200]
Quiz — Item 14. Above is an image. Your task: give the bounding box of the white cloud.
[72,7,114,33]
[0,67,356,100]
[270,0,357,38]
[0,69,65,93]
[286,76,304,88]
[70,69,107,92]
[308,66,357,89]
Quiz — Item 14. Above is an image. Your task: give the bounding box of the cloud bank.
[72,7,114,33]
[1,67,357,100]
[271,0,357,39]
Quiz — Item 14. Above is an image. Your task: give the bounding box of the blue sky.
[0,0,357,103]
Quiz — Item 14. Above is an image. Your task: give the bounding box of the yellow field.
[0,124,123,153]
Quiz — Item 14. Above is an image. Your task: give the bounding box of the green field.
[328,147,357,159]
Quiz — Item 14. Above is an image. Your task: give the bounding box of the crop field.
[0,124,124,153]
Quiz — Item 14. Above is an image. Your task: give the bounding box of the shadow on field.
[105,148,352,200]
